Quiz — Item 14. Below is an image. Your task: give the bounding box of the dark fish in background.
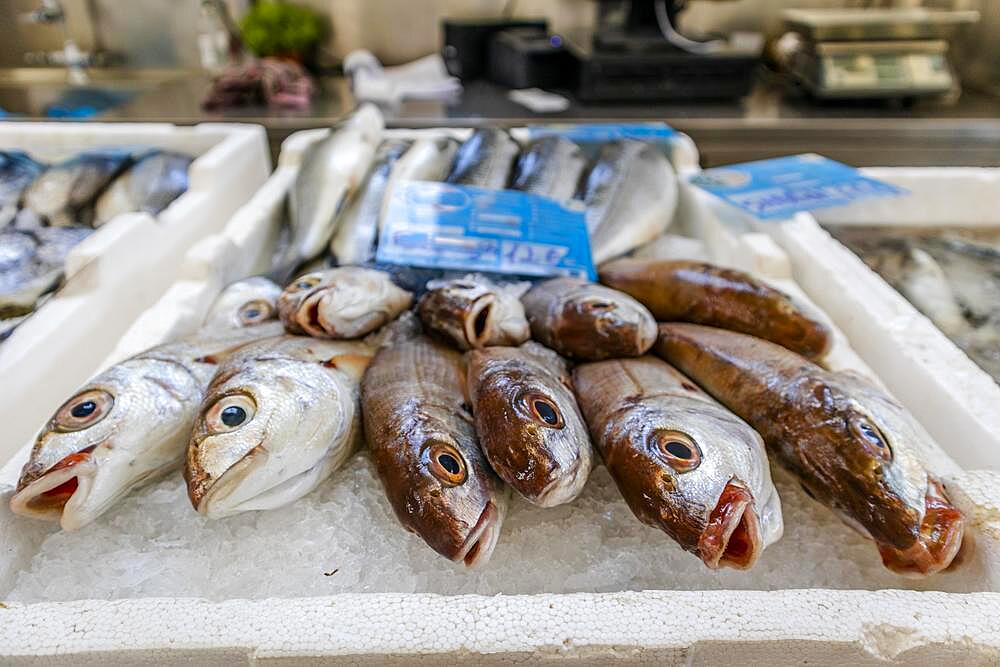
[509,136,586,202]
[600,258,833,360]
[94,150,193,226]
[445,128,520,190]
[22,148,134,227]
[655,323,966,577]
[0,225,93,319]
[0,150,46,228]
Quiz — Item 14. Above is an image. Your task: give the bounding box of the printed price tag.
[527,122,677,144]
[377,181,595,280]
[690,154,906,220]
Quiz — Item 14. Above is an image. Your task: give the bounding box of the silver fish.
[417,276,530,350]
[185,335,373,518]
[573,355,783,570]
[445,128,520,189]
[0,151,45,228]
[8,325,280,530]
[202,276,283,331]
[93,150,192,226]
[379,136,460,235]
[0,225,93,318]
[283,105,383,271]
[278,266,413,339]
[580,139,678,264]
[510,136,586,202]
[329,139,413,266]
[22,148,134,227]
[468,341,593,507]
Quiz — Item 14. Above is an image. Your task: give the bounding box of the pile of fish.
[10,255,967,578]
[830,226,1000,384]
[0,147,192,340]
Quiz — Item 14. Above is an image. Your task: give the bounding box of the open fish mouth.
[455,501,502,568]
[462,294,497,349]
[9,446,97,527]
[877,479,966,577]
[697,479,762,570]
[295,290,330,338]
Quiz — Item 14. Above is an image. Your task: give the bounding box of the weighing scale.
[781,8,979,99]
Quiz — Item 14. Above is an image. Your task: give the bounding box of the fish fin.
[323,353,372,379]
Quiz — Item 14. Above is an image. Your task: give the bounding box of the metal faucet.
[19,0,91,85]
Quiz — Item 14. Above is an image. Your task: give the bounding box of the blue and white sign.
[526,122,677,144]
[377,181,595,280]
[690,154,907,220]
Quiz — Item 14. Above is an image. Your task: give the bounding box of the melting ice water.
[1,453,983,602]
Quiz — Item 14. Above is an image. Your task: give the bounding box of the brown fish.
[521,277,656,361]
[467,342,593,507]
[573,355,782,570]
[655,323,966,577]
[361,334,508,567]
[417,277,529,351]
[599,258,832,359]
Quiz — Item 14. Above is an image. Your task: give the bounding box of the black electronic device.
[488,28,578,89]
[442,18,548,80]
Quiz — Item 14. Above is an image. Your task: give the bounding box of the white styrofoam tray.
[1,134,998,665]
[0,122,270,466]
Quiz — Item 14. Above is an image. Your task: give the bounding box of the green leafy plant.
[240,1,326,61]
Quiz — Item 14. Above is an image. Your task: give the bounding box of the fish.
[8,324,281,530]
[281,105,383,275]
[277,266,413,339]
[378,135,459,237]
[445,128,520,189]
[22,148,134,227]
[467,342,593,507]
[573,355,783,569]
[509,136,586,202]
[0,225,93,318]
[93,150,193,226]
[361,333,508,567]
[0,150,45,228]
[185,335,373,518]
[655,323,966,576]
[894,246,969,336]
[329,139,413,266]
[417,276,530,350]
[599,258,833,359]
[201,276,283,331]
[580,139,678,264]
[521,277,657,360]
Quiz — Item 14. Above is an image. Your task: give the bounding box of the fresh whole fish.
[600,258,833,359]
[521,277,657,360]
[0,225,93,318]
[895,246,969,336]
[202,276,283,331]
[329,139,413,266]
[0,150,45,228]
[509,136,586,202]
[22,148,134,227]
[417,276,529,350]
[655,323,966,576]
[445,128,520,189]
[581,139,678,264]
[361,333,508,567]
[185,335,372,518]
[378,135,460,236]
[468,342,593,507]
[278,266,413,339]
[573,355,782,569]
[282,105,383,274]
[93,150,193,226]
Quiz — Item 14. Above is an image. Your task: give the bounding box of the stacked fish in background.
[8,108,968,581]
[0,147,193,340]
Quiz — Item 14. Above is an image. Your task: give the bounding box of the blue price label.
[690,154,907,220]
[526,122,677,144]
[376,181,596,280]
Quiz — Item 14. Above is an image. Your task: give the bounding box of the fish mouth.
[697,479,762,570]
[877,479,966,577]
[295,290,330,338]
[9,446,97,529]
[463,294,496,349]
[455,501,501,568]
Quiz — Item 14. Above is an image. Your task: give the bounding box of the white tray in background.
[0,122,270,466]
[1,135,997,665]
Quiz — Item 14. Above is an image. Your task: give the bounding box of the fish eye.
[237,299,275,326]
[520,392,564,429]
[205,394,256,434]
[289,274,322,292]
[424,441,467,486]
[650,429,702,473]
[850,416,892,460]
[54,389,114,431]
